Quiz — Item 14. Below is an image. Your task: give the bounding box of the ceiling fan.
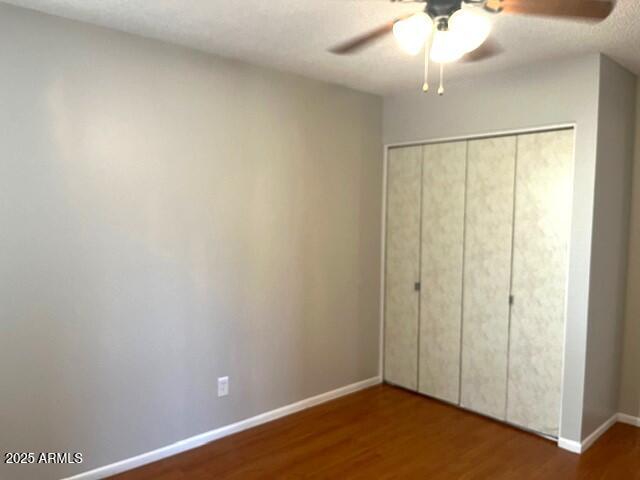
[330,0,614,94]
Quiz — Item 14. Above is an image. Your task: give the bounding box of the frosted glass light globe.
[430,30,465,63]
[448,7,492,54]
[393,13,433,56]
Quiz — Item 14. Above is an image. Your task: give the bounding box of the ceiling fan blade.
[497,0,613,20]
[461,39,504,63]
[329,14,412,54]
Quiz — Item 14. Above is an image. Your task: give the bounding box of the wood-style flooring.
[110,384,640,479]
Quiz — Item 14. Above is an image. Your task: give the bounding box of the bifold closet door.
[461,136,516,419]
[507,130,574,436]
[384,146,422,390]
[418,142,466,403]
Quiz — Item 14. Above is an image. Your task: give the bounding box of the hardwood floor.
[110,385,640,479]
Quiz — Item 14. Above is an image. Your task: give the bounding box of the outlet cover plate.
[217,376,229,397]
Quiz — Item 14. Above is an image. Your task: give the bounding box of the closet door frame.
[380,124,576,437]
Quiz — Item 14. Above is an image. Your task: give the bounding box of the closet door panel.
[384,146,422,390]
[507,130,573,436]
[461,136,516,419]
[418,141,466,403]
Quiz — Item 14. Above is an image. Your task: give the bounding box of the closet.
[383,129,574,437]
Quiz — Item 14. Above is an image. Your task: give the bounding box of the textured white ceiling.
[3,0,639,94]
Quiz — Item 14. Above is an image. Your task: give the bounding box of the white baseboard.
[557,437,582,454]
[558,414,617,454]
[558,411,637,454]
[617,412,640,427]
[580,413,618,453]
[62,376,381,480]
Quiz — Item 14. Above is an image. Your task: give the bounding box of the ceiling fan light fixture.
[430,29,465,63]
[393,12,433,56]
[448,6,492,53]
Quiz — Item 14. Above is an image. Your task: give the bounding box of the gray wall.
[582,57,637,437]
[620,77,640,418]
[384,54,602,442]
[0,4,382,480]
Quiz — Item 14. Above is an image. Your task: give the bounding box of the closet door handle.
[414,282,421,292]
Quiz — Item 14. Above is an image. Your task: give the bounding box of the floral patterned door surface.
[384,146,422,390]
[506,129,574,437]
[384,130,572,438]
[460,136,517,420]
[419,141,467,404]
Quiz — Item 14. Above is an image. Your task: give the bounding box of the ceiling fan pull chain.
[422,33,433,92]
[438,63,445,95]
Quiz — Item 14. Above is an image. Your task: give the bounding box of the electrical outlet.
[217,376,229,397]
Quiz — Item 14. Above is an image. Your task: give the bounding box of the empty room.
[1,0,640,479]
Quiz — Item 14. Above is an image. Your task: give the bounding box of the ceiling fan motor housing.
[426,0,464,19]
